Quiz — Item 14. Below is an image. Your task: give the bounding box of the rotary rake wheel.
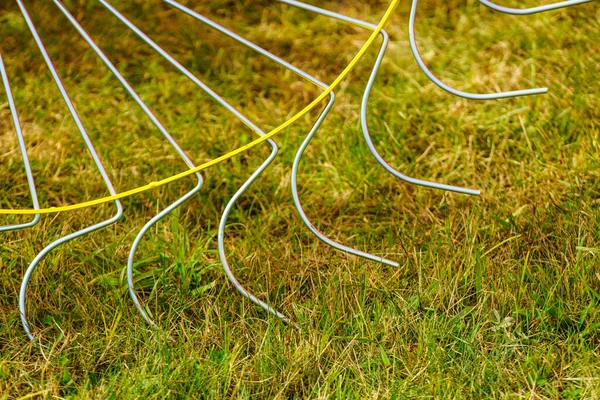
[0,0,594,342]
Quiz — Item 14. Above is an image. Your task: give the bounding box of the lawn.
[0,0,599,398]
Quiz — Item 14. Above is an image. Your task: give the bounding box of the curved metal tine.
[164,3,399,267]
[279,0,481,198]
[0,52,41,232]
[52,0,204,333]
[99,0,291,327]
[479,0,592,15]
[16,0,123,342]
[410,0,548,100]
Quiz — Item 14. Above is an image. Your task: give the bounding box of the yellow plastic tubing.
[0,0,399,215]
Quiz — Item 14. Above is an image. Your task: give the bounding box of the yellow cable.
[0,0,399,215]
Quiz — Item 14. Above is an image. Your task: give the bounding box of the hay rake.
[0,0,592,341]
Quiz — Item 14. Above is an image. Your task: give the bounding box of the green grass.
[1,0,599,398]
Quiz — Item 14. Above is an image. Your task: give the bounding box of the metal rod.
[16,0,123,341]
[0,51,41,232]
[479,0,592,15]
[409,0,548,100]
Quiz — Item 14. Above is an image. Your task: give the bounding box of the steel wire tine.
[0,51,41,232]
[479,0,592,15]
[99,0,292,327]
[165,3,399,269]
[279,0,480,198]
[409,0,548,100]
[16,0,123,342]
[53,0,204,333]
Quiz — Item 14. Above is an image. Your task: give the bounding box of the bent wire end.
[19,204,123,341]
[479,0,593,15]
[291,93,401,268]
[165,0,400,267]
[280,0,480,197]
[0,53,41,232]
[218,139,300,329]
[16,0,124,341]
[364,29,481,197]
[410,0,548,100]
[53,0,205,332]
[127,175,203,331]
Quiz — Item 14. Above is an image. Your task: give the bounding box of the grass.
[0,0,599,398]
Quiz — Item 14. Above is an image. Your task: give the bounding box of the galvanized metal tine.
[410,0,548,100]
[16,0,124,342]
[52,0,204,333]
[0,52,41,232]
[165,2,400,269]
[279,0,480,197]
[479,0,592,15]
[217,146,297,327]
[99,0,292,326]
